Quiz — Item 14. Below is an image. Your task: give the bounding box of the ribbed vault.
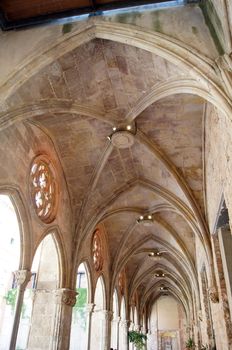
[1,20,227,329]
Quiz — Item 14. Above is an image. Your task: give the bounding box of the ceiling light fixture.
[160,285,168,292]
[148,249,167,260]
[137,214,153,226]
[155,271,166,278]
[107,123,136,149]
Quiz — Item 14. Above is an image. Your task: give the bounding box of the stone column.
[86,303,94,350]
[141,327,147,350]
[119,320,129,350]
[54,288,77,350]
[111,316,120,349]
[218,226,232,315]
[101,310,113,350]
[129,321,134,350]
[10,269,32,350]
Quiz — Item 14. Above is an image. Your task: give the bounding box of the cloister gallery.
[0,0,232,349]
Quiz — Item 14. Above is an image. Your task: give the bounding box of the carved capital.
[56,288,78,307]
[14,270,32,288]
[120,319,129,328]
[141,327,146,334]
[101,310,113,321]
[208,286,219,303]
[134,324,141,332]
[86,303,95,314]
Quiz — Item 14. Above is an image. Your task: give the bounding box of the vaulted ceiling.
[3,33,209,315]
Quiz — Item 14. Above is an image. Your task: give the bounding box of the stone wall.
[205,103,232,235]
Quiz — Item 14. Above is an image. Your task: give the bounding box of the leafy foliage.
[72,288,87,331]
[4,288,17,309]
[186,338,195,349]
[128,331,147,350]
[74,288,87,308]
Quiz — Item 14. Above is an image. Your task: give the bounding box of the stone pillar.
[86,303,94,350]
[101,310,113,350]
[147,329,158,350]
[10,269,32,350]
[129,322,134,350]
[111,316,120,349]
[218,226,232,315]
[54,288,77,350]
[212,233,232,349]
[119,320,129,350]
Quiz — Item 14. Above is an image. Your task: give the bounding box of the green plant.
[4,289,17,310]
[128,330,147,350]
[185,338,195,349]
[201,345,208,350]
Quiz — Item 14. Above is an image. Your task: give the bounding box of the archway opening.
[0,195,21,350]
[111,289,119,349]
[70,262,89,350]
[119,297,126,350]
[16,233,59,349]
[148,296,186,350]
[90,276,105,350]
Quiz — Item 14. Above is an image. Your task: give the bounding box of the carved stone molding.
[141,327,146,334]
[112,316,121,323]
[134,324,141,332]
[86,303,95,314]
[101,310,113,321]
[208,286,219,304]
[120,320,129,328]
[56,288,78,307]
[216,54,232,72]
[14,269,32,288]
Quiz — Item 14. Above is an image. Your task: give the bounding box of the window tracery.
[30,155,57,223]
[118,270,125,295]
[92,229,103,272]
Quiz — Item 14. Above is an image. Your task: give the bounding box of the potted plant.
[185,338,195,349]
[128,330,147,350]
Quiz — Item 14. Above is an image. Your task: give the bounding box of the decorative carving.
[92,229,103,272]
[30,155,58,223]
[120,320,129,328]
[208,286,219,304]
[86,303,95,314]
[56,288,78,307]
[14,270,32,288]
[101,310,113,321]
[216,54,232,72]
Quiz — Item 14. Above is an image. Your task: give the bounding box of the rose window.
[30,156,57,223]
[92,229,103,271]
